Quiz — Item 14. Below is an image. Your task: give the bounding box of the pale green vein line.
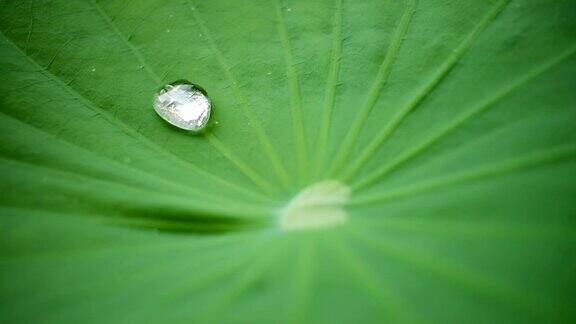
[1,246,213,308]
[325,0,418,178]
[88,0,162,86]
[0,32,266,201]
[0,206,256,260]
[0,111,272,205]
[351,143,576,206]
[313,0,343,179]
[289,236,316,324]
[0,157,271,218]
[14,237,264,316]
[206,134,278,193]
[88,243,248,291]
[327,231,419,323]
[351,44,576,190]
[125,242,264,309]
[188,2,292,189]
[350,225,571,321]
[276,2,309,184]
[155,234,273,310]
[355,217,576,242]
[340,0,510,181]
[0,210,250,261]
[87,1,274,194]
[200,240,279,321]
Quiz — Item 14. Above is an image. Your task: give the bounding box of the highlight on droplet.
[153,81,211,132]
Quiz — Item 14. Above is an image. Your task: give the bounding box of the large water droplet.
[153,82,211,131]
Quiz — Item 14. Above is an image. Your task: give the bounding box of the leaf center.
[279,180,350,231]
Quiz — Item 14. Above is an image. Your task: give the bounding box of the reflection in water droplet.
[153,82,211,131]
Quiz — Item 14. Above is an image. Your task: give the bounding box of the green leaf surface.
[1,0,575,322]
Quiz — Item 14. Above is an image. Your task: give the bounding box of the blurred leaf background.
[1,0,575,323]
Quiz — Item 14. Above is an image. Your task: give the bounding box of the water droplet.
[137,65,144,70]
[91,66,96,72]
[166,29,171,33]
[153,82,211,131]
[287,8,292,12]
